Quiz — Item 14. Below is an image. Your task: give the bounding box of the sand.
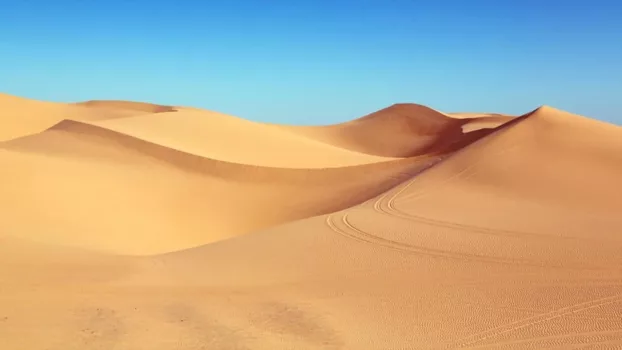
[0,94,176,141]
[89,107,396,168]
[1,94,621,349]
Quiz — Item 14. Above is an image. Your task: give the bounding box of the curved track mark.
[371,151,600,243]
[325,211,570,268]
[451,293,622,348]
[463,329,622,349]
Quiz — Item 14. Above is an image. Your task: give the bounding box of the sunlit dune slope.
[89,107,394,168]
[391,106,622,225]
[0,119,439,254]
[0,93,174,141]
[279,103,513,157]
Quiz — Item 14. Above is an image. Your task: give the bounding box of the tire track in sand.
[372,144,600,242]
[449,293,622,348]
[325,210,561,267]
[325,209,622,349]
[463,329,622,349]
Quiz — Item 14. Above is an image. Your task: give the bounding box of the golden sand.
[1,94,620,349]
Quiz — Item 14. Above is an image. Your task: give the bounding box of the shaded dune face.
[1,94,621,350]
[459,115,514,132]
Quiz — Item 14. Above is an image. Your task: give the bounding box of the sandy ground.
[1,94,621,349]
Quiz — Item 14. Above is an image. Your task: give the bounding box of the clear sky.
[1,0,621,125]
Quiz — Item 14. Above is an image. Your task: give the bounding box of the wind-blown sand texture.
[1,94,621,349]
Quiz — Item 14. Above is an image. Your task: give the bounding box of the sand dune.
[74,100,176,113]
[1,96,621,349]
[89,107,395,168]
[279,103,513,157]
[0,119,438,254]
[140,106,622,348]
[0,93,173,141]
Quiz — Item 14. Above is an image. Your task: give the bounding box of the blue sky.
[1,0,621,124]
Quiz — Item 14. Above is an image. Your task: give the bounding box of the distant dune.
[89,107,395,168]
[0,93,173,141]
[279,103,512,157]
[1,93,620,349]
[73,100,177,113]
